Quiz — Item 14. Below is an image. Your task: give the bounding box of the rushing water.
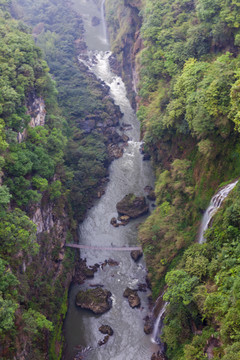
[198,180,238,244]
[151,299,167,347]
[63,1,158,359]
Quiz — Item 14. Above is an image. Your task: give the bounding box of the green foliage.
[164,269,199,305]
[0,208,38,258]
[0,257,19,334]
[0,185,11,207]
[22,308,53,335]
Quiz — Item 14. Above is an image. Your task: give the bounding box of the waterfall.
[100,0,108,44]
[198,180,238,244]
[151,298,168,348]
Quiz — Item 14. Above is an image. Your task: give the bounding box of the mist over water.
[63,1,158,359]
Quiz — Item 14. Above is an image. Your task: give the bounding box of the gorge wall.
[105,0,240,359]
[0,1,125,359]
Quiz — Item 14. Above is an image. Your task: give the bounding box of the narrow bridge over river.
[65,243,142,252]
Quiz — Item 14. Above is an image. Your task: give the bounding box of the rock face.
[116,193,149,218]
[76,288,112,314]
[18,95,46,143]
[123,287,141,308]
[130,250,143,261]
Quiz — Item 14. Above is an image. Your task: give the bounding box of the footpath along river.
[63,0,158,359]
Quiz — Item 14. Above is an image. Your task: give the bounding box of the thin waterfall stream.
[63,1,159,359]
[198,180,238,244]
[149,179,239,349]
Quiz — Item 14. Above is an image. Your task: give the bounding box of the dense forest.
[132,0,240,359]
[0,0,122,358]
[2,0,240,359]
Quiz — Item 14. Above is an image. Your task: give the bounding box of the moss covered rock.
[116,193,149,218]
[76,288,112,314]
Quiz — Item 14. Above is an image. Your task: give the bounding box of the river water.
[63,1,158,359]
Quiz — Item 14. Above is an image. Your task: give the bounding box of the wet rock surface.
[110,215,130,227]
[151,352,168,360]
[144,185,156,201]
[143,315,154,334]
[76,288,112,314]
[99,325,114,336]
[130,249,143,261]
[138,283,147,292]
[116,193,149,218]
[98,335,110,346]
[123,287,141,308]
[101,258,119,267]
[73,259,99,284]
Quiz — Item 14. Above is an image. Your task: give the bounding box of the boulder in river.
[116,193,149,218]
[73,259,99,284]
[123,287,141,308]
[110,217,119,227]
[108,143,123,160]
[76,288,112,314]
[98,335,110,346]
[130,250,143,262]
[99,325,114,336]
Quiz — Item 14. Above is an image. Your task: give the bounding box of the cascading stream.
[198,180,238,244]
[63,1,159,359]
[151,298,168,348]
[150,179,239,351]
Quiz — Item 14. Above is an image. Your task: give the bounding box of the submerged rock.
[92,16,100,26]
[123,287,141,308]
[130,249,143,262]
[98,335,110,346]
[99,325,114,336]
[138,283,147,292]
[116,193,149,218]
[76,288,112,314]
[143,315,154,334]
[101,258,119,267]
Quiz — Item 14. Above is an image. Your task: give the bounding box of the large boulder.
[123,287,141,308]
[76,288,112,314]
[130,250,143,262]
[99,325,114,336]
[116,194,149,218]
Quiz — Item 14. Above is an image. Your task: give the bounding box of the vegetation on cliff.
[134,0,240,358]
[0,0,122,358]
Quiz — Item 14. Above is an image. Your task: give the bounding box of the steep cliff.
[106,0,240,358]
[0,1,125,358]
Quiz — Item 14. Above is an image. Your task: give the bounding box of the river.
[63,0,158,359]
